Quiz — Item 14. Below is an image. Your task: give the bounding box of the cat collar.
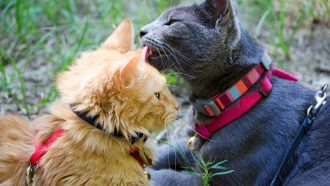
[71,107,145,144]
[191,51,298,139]
[71,108,152,173]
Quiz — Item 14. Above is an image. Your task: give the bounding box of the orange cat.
[0,18,178,186]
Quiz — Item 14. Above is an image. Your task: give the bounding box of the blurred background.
[0,0,329,118]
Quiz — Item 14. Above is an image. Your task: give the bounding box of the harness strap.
[27,128,150,184]
[30,129,65,166]
[195,71,273,139]
[191,51,272,117]
[272,67,298,82]
[193,52,299,139]
[130,146,145,167]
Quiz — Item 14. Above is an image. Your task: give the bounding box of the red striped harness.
[192,51,298,139]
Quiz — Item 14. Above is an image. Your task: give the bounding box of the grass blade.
[8,54,30,116]
[255,10,270,38]
[211,170,235,177]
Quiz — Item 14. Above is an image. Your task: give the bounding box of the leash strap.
[270,84,328,186]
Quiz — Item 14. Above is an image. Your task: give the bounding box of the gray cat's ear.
[206,0,230,18]
[206,0,233,22]
[206,0,240,49]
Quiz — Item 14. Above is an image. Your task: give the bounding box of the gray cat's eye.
[165,19,178,26]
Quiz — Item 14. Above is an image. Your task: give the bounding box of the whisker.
[158,35,195,65]
[144,36,196,78]
[155,47,169,72]
[145,38,195,78]
[159,45,186,74]
[158,45,184,75]
[153,41,196,79]
[162,50,196,79]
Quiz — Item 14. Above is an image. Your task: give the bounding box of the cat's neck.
[189,28,264,99]
[42,102,151,155]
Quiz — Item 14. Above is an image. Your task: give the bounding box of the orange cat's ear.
[101,18,134,53]
[119,47,149,87]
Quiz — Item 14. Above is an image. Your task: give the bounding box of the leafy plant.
[184,157,234,186]
[157,142,233,186]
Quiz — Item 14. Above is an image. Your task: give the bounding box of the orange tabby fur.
[0,18,178,186]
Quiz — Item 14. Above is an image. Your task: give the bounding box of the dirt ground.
[287,24,330,93]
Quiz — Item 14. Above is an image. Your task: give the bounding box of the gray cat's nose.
[140,29,148,38]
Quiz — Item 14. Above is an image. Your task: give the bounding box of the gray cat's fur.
[141,0,330,185]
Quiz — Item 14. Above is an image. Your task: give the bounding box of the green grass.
[0,49,30,115]
[0,0,186,115]
[238,0,327,62]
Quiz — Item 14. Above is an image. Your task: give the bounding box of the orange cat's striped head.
[57,18,178,138]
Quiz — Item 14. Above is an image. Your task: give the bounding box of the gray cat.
[141,0,330,185]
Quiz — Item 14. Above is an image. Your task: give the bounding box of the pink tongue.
[142,46,151,62]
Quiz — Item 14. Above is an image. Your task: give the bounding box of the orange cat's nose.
[175,104,180,111]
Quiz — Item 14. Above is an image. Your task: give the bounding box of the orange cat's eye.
[154,92,160,99]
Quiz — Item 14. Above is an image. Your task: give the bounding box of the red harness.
[193,52,298,139]
[29,129,146,172]
[29,129,65,167]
